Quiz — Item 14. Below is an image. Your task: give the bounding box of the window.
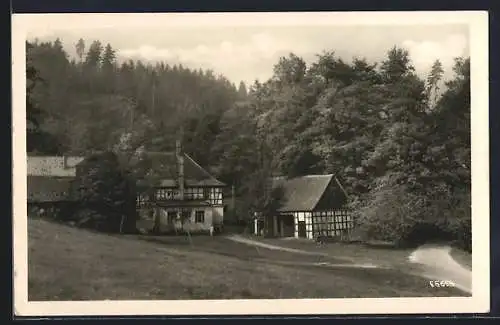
[195,211,205,223]
[185,188,203,200]
[205,188,223,205]
[181,210,191,219]
[190,187,203,200]
[136,194,149,206]
[156,188,177,200]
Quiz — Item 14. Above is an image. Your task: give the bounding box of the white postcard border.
[12,11,490,316]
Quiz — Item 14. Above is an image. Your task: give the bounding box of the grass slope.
[28,218,466,301]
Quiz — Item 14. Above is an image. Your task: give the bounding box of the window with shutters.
[195,210,205,223]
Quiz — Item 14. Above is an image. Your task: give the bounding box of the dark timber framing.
[257,174,352,240]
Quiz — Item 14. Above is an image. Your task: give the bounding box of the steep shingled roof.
[137,152,226,188]
[272,174,336,212]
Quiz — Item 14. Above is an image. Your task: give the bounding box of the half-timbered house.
[254,174,353,240]
[135,141,226,234]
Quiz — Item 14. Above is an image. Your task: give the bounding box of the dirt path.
[408,245,472,294]
[227,235,378,268]
[227,235,327,256]
[227,235,472,294]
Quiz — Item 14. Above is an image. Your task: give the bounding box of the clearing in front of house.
[28,218,467,301]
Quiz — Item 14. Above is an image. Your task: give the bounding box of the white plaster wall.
[305,212,313,239]
[294,212,299,238]
[137,207,214,233]
[212,206,224,226]
[182,208,213,232]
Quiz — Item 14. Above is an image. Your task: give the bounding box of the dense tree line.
[27,38,470,250]
[241,48,470,249]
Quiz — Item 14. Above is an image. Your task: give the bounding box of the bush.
[352,178,421,244]
[353,174,471,249]
[445,188,472,252]
[68,151,138,234]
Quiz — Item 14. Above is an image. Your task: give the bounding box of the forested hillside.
[26,38,471,250]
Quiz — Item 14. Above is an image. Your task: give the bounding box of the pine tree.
[85,40,103,68]
[425,59,444,108]
[102,43,116,70]
[237,81,248,99]
[75,38,86,63]
[101,43,117,92]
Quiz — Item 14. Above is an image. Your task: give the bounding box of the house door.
[298,221,306,238]
[281,214,295,237]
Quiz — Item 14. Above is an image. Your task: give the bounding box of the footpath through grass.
[240,235,415,269]
[28,218,467,301]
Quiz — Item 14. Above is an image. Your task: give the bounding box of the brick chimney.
[176,139,185,200]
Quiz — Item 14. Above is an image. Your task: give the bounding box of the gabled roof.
[27,156,85,177]
[137,151,225,187]
[27,176,74,203]
[272,174,336,212]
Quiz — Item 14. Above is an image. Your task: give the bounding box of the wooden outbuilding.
[255,174,353,240]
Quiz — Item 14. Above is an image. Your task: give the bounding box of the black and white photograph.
[12,11,489,316]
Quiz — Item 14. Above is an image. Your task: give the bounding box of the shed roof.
[272,174,336,212]
[27,156,84,177]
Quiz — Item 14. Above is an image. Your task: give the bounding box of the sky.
[22,13,470,86]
